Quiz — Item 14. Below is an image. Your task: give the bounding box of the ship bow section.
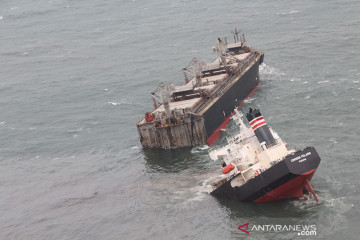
[203,55,262,145]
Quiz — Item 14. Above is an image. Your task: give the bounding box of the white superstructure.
[209,109,295,187]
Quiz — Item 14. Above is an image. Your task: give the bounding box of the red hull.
[254,169,316,202]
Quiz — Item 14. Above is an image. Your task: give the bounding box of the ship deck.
[153,98,202,114]
[138,52,255,125]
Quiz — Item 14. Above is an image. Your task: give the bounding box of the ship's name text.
[291,152,311,163]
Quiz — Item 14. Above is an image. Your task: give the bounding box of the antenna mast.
[231,27,240,42]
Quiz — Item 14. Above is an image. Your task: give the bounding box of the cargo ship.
[209,108,321,202]
[136,29,264,148]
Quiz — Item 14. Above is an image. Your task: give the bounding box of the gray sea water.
[1,0,359,239]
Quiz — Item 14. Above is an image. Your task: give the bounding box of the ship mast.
[216,38,227,67]
[158,83,172,121]
[191,58,203,87]
[231,27,246,46]
[232,27,240,42]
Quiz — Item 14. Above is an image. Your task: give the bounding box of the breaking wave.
[259,63,285,77]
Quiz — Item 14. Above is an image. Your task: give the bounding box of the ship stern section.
[211,147,321,202]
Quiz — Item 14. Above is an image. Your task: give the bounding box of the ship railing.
[152,117,185,128]
[266,139,283,148]
[202,63,221,72]
[213,51,259,95]
[239,50,259,69]
[194,51,260,114]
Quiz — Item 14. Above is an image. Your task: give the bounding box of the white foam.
[0,16,4,20]
[108,102,118,105]
[288,196,319,209]
[198,145,209,150]
[259,63,285,76]
[191,145,209,153]
[108,99,132,106]
[245,97,256,103]
[305,95,310,99]
[201,173,225,189]
[318,80,329,84]
[68,128,83,133]
[276,10,300,15]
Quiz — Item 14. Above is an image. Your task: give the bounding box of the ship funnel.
[246,108,276,147]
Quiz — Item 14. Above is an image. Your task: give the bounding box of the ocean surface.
[1,0,359,239]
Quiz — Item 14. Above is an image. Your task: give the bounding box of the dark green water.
[0,0,359,239]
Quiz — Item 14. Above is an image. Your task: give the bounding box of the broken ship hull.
[137,53,263,148]
[211,147,321,202]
